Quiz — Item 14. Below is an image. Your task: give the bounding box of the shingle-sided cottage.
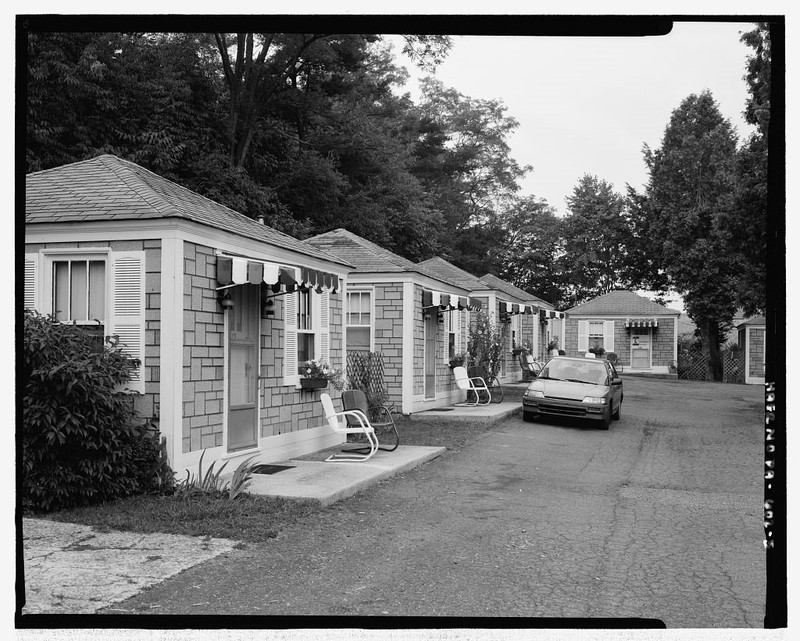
[477,274,564,369]
[417,260,564,382]
[564,290,680,374]
[304,229,475,414]
[737,316,766,385]
[24,155,354,473]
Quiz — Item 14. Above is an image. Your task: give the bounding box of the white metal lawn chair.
[320,393,379,462]
[452,366,491,405]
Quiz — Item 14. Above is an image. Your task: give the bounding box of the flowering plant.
[301,359,346,390]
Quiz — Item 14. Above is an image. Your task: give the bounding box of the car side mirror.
[611,378,622,385]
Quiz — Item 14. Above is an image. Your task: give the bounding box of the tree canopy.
[26,28,771,348]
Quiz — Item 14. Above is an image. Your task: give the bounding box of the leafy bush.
[22,310,174,512]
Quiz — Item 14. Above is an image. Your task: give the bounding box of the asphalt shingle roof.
[26,154,350,266]
[479,273,553,307]
[417,257,487,292]
[304,229,462,290]
[567,290,681,316]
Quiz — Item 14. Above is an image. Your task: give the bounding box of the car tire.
[612,402,621,420]
[523,411,536,422]
[600,407,611,430]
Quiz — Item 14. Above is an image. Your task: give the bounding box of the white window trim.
[346,288,374,353]
[42,249,111,320]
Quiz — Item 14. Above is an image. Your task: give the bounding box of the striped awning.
[538,309,565,320]
[625,318,658,328]
[499,301,539,315]
[422,289,480,311]
[216,254,339,293]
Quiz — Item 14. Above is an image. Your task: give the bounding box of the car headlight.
[525,390,545,398]
[582,396,606,404]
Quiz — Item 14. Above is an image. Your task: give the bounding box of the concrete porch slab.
[244,445,445,506]
[409,401,522,423]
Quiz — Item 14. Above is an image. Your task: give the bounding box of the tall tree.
[643,91,740,380]
[727,23,770,316]
[559,174,633,307]
[412,78,531,271]
[495,196,564,305]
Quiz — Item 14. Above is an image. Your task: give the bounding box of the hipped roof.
[304,229,464,291]
[567,290,681,316]
[26,154,349,267]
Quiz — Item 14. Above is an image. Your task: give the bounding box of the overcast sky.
[390,21,758,216]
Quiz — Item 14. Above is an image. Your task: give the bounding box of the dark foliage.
[22,311,174,513]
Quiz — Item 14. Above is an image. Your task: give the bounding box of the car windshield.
[539,360,608,385]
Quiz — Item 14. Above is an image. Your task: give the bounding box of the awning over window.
[625,318,658,328]
[422,289,480,311]
[216,254,339,293]
[499,301,542,316]
[537,309,565,320]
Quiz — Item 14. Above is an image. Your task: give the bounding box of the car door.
[607,361,622,409]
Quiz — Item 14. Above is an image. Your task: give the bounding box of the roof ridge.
[100,156,176,214]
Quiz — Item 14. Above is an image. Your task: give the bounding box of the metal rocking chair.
[342,389,400,453]
[452,366,491,405]
[467,365,504,403]
[319,393,379,462]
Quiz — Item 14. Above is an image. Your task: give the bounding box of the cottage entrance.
[227,284,260,451]
[630,329,651,369]
[424,311,437,398]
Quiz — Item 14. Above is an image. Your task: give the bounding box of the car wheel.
[600,407,611,430]
[612,402,621,420]
[523,411,536,423]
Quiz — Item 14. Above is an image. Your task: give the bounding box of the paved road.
[109,376,765,626]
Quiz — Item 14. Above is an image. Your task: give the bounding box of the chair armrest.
[372,404,396,425]
[469,376,489,387]
[332,409,373,431]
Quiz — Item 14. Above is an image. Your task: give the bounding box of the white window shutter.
[577,320,589,352]
[283,290,298,385]
[110,251,146,393]
[455,310,462,354]
[442,312,449,364]
[604,320,615,353]
[319,290,330,366]
[24,253,38,312]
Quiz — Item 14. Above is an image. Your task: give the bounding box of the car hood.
[532,379,609,400]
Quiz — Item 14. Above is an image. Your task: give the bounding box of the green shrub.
[22,310,174,512]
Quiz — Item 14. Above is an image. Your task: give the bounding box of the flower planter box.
[300,378,328,390]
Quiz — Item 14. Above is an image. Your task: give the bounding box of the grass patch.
[41,493,320,543]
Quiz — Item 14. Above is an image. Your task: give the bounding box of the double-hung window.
[25,249,146,391]
[297,288,315,365]
[52,257,107,349]
[578,320,615,354]
[283,285,331,384]
[346,290,372,352]
[588,321,605,351]
[442,309,461,362]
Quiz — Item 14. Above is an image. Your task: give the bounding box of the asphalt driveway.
[105,375,765,626]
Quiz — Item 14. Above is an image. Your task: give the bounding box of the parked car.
[522,356,623,429]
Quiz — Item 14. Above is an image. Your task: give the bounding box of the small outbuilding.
[564,290,680,374]
[736,316,766,385]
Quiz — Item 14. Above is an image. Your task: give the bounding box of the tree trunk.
[700,319,724,382]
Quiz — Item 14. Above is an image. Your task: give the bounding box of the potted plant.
[547,339,559,357]
[589,345,606,357]
[448,352,467,370]
[300,359,345,390]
